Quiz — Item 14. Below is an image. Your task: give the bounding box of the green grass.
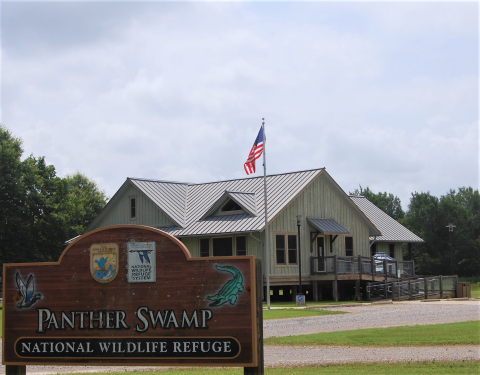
[265,321,480,347]
[263,308,346,320]
[472,290,480,298]
[53,361,480,375]
[265,300,367,308]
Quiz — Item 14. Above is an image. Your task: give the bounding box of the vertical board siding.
[268,174,370,276]
[95,184,174,229]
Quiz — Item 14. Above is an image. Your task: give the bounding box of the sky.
[1,1,478,209]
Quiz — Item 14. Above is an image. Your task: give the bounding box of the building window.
[221,199,242,212]
[275,234,297,266]
[345,236,353,257]
[130,197,136,219]
[371,243,377,257]
[389,244,395,258]
[212,237,233,256]
[236,236,246,256]
[200,238,210,257]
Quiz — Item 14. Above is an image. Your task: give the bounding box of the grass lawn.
[54,361,480,375]
[265,320,480,347]
[471,289,480,298]
[265,301,367,308]
[263,308,346,320]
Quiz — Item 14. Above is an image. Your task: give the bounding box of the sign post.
[3,225,261,371]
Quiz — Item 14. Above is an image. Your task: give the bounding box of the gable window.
[200,238,210,257]
[276,234,298,266]
[129,197,136,219]
[212,237,233,256]
[389,244,395,258]
[236,236,246,256]
[221,199,242,212]
[345,236,354,257]
[371,243,377,257]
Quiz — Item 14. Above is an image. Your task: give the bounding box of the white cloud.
[1,1,477,207]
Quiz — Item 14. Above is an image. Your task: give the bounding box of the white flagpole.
[262,118,270,309]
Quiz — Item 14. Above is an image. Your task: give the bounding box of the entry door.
[317,237,325,272]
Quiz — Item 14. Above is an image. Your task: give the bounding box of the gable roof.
[200,191,257,220]
[87,168,385,238]
[350,196,424,243]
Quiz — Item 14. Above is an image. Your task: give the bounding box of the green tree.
[403,188,480,277]
[350,185,405,220]
[64,172,108,239]
[0,125,108,270]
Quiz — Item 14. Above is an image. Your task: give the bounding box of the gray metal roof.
[350,196,424,243]
[129,169,323,236]
[307,217,350,235]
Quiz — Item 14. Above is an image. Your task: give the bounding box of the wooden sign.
[2,225,258,367]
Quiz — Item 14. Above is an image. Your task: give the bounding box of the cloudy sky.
[1,1,478,208]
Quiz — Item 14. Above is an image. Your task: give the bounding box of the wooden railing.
[366,275,457,301]
[310,255,415,278]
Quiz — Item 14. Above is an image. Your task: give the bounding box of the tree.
[0,125,108,271]
[349,185,405,220]
[403,188,480,277]
[64,172,108,239]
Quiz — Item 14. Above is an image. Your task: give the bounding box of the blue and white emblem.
[127,241,156,283]
[15,271,43,308]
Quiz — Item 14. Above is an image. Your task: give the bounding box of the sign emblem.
[128,241,156,283]
[90,243,119,283]
[14,271,43,308]
[208,265,244,306]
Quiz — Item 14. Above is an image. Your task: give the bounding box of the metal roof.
[349,196,424,243]
[307,217,350,235]
[129,169,323,236]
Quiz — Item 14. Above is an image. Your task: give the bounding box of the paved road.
[1,300,478,373]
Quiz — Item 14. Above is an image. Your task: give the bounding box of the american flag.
[244,126,264,175]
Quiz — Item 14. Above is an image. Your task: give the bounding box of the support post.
[439,275,443,298]
[371,256,375,281]
[392,281,397,301]
[332,280,338,302]
[424,277,429,299]
[313,281,318,302]
[6,366,26,375]
[355,278,360,301]
[408,280,412,300]
[384,280,388,300]
[244,259,264,375]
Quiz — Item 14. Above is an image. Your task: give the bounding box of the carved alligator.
[208,265,244,307]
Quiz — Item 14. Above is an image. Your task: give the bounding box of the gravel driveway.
[1,300,478,373]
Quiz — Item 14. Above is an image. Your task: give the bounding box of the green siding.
[94,184,174,229]
[267,174,371,276]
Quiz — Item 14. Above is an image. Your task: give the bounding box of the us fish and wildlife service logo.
[90,243,119,283]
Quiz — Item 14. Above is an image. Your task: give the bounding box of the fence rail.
[366,276,458,301]
[310,255,415,278]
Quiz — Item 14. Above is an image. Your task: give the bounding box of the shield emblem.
[90,243,119,283]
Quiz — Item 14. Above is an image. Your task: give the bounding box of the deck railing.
[366,275,458,301]
[310,255,415,278]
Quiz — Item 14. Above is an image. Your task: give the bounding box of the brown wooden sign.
[2,225,257,367]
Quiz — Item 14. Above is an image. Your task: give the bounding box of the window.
[275,234,297,266]
[212,237,233,256]
[236,236,246,256]
[389,244,395,258]
[345,236,353,256]
[221,199,242,212]
[317,237,324,257]
[130,197,136,219]
[371,243,377,257]
[200,238,210,257]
